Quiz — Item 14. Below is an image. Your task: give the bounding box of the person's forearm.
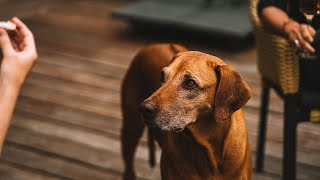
[260,6,290,35]
[0,83,20,154]
[0,18,38,155]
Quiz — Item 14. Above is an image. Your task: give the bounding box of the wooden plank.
[31,60,121,91]
[26,73,120,104]
[0,160,63,180]
[38,42,135,67]
[0,0,43,19]
[2,142,122,180]
[38,50,127,79]
[15,96,150,147]
[5,115,161,179]
[16,96,121,137]
[24,18,143,54]
[9,113,147,161]
[19,83,120,118]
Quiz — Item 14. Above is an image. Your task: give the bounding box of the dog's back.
[122,43,186,99]
[121,43,187,180]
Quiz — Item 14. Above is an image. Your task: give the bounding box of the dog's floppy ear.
[213,65,251,122]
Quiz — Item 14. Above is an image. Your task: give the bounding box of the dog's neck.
[188,115,230,155]
[172,114,231,175]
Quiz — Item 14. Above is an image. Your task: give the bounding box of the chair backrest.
[248,0,300,94]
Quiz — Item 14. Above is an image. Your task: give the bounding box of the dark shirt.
[258,0,286,14]
[258,0,319,29]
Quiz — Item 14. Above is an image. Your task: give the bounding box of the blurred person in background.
[0,17,37,154]
[258,0,319,53]
[258,0,320,90]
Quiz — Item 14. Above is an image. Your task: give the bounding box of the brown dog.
[121,44,252,180]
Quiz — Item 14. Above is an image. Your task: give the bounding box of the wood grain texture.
[0,0,319,179]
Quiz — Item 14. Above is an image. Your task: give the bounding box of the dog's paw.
[123,170,136,180]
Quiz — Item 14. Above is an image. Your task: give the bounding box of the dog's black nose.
[139,101,157,121]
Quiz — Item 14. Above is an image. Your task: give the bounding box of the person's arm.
[260,6,290,34]
[0,17,37,154]
[260,6,316,53]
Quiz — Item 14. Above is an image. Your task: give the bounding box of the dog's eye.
[184,79,198,89]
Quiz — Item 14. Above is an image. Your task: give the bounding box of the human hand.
[0,17,37,90]
[282,19,316,53]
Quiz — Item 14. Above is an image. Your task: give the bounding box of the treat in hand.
[0,21,16,30]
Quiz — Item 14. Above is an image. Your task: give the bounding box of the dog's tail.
[147,126,156,167]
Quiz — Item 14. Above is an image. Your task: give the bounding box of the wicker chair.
[249,0,320,179]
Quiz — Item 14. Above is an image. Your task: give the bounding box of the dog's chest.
[161,133,216,178]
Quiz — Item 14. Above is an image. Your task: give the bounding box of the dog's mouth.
[141,115,155,126]
[172,127,184,132]
[141,114,186,132]
[139,102,190,132]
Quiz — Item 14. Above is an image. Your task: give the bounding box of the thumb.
[0,29,14,56]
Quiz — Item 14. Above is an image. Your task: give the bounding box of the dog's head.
[140,51,251,132]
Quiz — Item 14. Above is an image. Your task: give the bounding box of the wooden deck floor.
[0,0,319,179]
